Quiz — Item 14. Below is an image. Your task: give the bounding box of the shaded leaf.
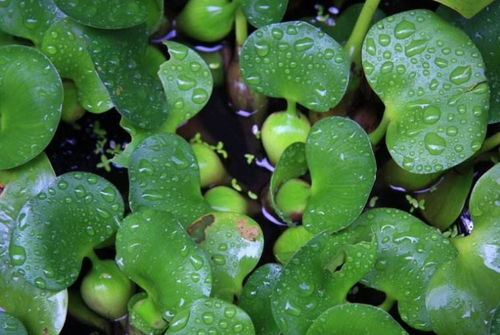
[239,0,288,28]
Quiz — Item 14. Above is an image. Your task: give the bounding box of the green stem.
[378,296,395,312]
[369,110,390,146]
[343,0,381,68]
[235,7,248,47]
[86,250,100,265]
[478,131,500,155]
[286,99,298,115]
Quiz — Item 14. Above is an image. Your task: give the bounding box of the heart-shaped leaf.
[9,171,124,290]
[0,312,27,335]
[271,230,376,335]
[417,167,473,230]
[187,212,263,301]
[362,10,489,173]
[0,154,67,335]
[53,0,148,29]
[432,0,494,18]
[426,163,500,335]
[438,2,500,123]
[239,0,289,28]
[239,263,282,335]
[158,41,213,132]
[303,117,376,233]
[116,210,212,321]
[129,133,211,227]
[168,298,255,334]
[350,208,456,330]
[0,45,62,170]
[0,0,64,46]
[307,304,408,335]
[240,21,349,112]
[42,19,168,127]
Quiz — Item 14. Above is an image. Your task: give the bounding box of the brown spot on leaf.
[42,327,49,335]
[188,214,215,243]
[236,218,260,241]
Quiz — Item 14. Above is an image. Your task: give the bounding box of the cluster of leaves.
[0,0,499,334]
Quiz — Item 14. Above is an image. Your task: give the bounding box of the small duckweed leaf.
[168,298,255,334]
[351,208,456,330]
[271,230,377,335]
[432,0,494,18]
[187,212,263,301]
[0,312,28,335]
[362,10,489,173]
[239,0,289,28]
[53,0,148,29]
[303,117,376,233]
[129,133,211,227]
[41,18,113,114]
[9,172,124,290]
[269,142,307,225]
[0,154,67,335]
[307,304,409,335]
[438,2,500,123]
[0,45,62,170]
[116,210,211,321]
[158,41,213,132]
[417,167,473,230]
[239,263,282,335]
[0,0,65,46]
[240,21,349,112]
[426,164,500,335]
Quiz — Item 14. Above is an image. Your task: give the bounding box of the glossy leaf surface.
[54,0,148,29]
[158,41,213,131]
[438,2,500,123]
[0,0,64,45]
[351,208,456,330]
[362,10,489,173]
[0,154,67,335]
[239,263,282,335]
[0,45,62,170]
[10,172,124,290]
[426,164,500,335]
[187,212,263,301]
[433,0,494,18]
[273,226,314,264]
[271,230,376,335]
[307,304,408,335]
[240,21,349,112]
[168,298,255,334]
[116,210,212,321]
[129,133,211,227]
[303,117,376,233]
[239,0,288,28]
[0,312,27,335]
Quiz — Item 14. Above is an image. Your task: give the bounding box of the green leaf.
[379,158,441,191]
[240,21,349,112]
[129,133,211,227]
[350,208,456,330]
[9,172,124,290]
[0,31,14,45]
[0,45,62,170]
[53,0,148,29]
[432,0,494,18]
[303,117,376,233]
[0,312,27,335]
[168,298,255,334]
[426,164,500,335]
[239,0,289,28]
[158,41,213,132]
[0,0,64,46]
[271,230,377,335]
[417,168,473,230]
[187,212,263,301]
[437,2,500,123]
[0,154,67,335]
[269,142,308,225]
[362,10,489,173]
[273,226,314,264]
[306,304,408,335]
[239,263,282,335]
[116,210,211,321]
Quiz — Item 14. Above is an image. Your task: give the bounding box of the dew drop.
[170,46,188,61]
[192,88,208,104]
[405,38,428,57]
[424,132,446,155]
[449,65,472,85]
[294,37,314,52]
[177,74,196,91]
[423,106,441,124]
[254,41,270,57]
[394,20,416,39]
[271,27,283,40]
[378,34,391,46]
[10,245,26,266]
